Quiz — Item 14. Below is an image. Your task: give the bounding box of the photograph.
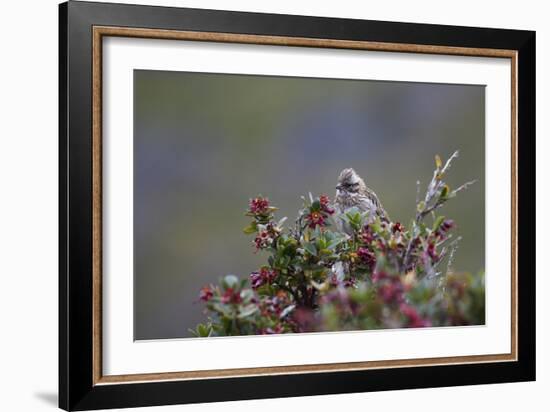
[0,0,543,410]
[133,70,486,340]
[54,2,536,409]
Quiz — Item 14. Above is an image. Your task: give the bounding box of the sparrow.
[335,168,389,226]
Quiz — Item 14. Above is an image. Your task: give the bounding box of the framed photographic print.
[59,1,535,410]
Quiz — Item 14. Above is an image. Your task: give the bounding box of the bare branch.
[401,151,473,273]
[441,150,459,175]
[451,180,477,197]
[445,236,462,275]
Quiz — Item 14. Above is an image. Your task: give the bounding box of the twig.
[451,180,477,196]
[445,236,462,275]
[401,151,473,272]
[441,150,459,175]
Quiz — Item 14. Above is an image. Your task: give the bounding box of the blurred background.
[133,70,485,340]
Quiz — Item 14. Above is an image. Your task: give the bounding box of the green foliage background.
[133,70,485,339]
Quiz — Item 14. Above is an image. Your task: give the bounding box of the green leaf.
[261,285,275,297]
[418,222,428,236]
[313,226,322,239]
[311,200,321,211]
[440,184,450,198]
[238,304,259,319]
[417,201,426,213]
[196,323,212,337]
[243,222,258,234]
[370,219,382,234]
[327,237,345,250]
[303,242,317,256]
[281,255,291,267]
[222,274,239,289]
[212,303,231,316]
[432,215,445,231]
[282,243,297,256]
[344,207,361,221]
[240,289,255,303]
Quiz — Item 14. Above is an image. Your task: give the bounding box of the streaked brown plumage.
[335,168,389,226]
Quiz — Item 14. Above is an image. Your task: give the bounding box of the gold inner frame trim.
[92,25,518,386]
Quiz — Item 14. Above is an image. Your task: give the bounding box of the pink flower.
[198,286,213,302]
[306,211,325,228]
[357,247,376,269]
[342,278,357,288]
[328,274,357,288]
[319,194,335,215]
[435,219,455,239]
[378,281,404,304]
[221,288,242,304]
[400,303,431,328]
[250,272,263,289]
[427,242,438,261]
[361,225,375,244]
[250,267,277,289]
[253,223,281,251]
[442,219,455,230]
[254,230,272,250]
[248,197,270,214]
[372,270,388,283]
[292,307,316,333]
[392,222,404,233]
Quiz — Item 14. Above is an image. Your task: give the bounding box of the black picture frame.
[59,1,535,410]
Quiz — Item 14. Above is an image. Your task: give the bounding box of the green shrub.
[191,151,483,337]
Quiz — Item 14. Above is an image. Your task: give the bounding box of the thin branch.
[401,151,473,272]
[451,180,477,196]
[441,150,459,175]
[445,236,462,275]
